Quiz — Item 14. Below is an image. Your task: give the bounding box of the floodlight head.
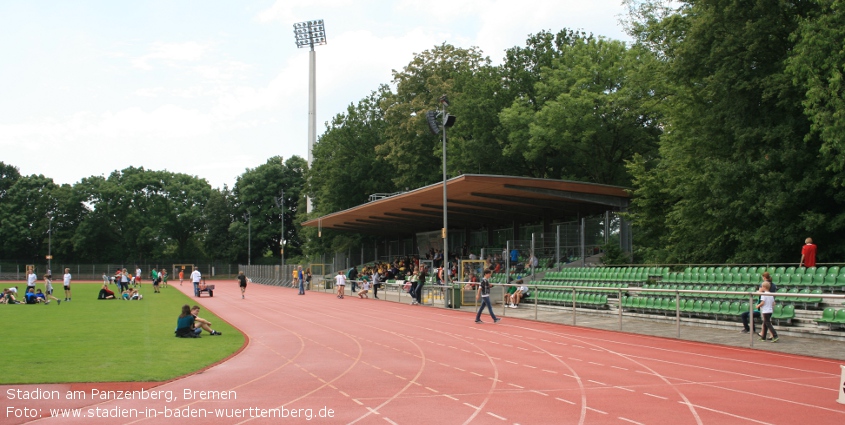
[426,111,440,135]
[444,114,457,128]
[439,94,450,106]
[292,19,328,49]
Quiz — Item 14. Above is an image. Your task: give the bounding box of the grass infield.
[0,282,243,384]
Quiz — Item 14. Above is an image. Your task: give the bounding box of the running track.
[5,281,844,425]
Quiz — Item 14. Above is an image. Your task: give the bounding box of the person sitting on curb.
[190,305,222,336]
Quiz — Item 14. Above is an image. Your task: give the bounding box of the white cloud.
[131,41,211,70]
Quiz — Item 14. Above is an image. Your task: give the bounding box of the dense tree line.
[0,157,305,264]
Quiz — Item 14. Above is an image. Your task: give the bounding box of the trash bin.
[448,285,462,309]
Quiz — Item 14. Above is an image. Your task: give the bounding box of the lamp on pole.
[47,212,53,274]
[274,191,285,272]
[426,95,457,299]
[244,211,251,266]
[293,19,327,214]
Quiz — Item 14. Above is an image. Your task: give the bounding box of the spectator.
[305,267,312,290]
[179,269,185,286]
[800,237,817,268]
[63,268,72,302]
[757,281,778,343]
[175,305,201,338]
[191,305,222,336]
[371,269,381,299]
[508,280,529,308]
[98,284,116,300]
[348,266,359,292]
[297,265,305,295]
[358,279,370,298]
[415,266,427,305]
[335,271,347,299]
[26,266,37,295]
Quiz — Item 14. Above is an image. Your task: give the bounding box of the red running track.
[4,280,844,425]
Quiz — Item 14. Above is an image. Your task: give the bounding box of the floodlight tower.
[426,96,456,300]
[293,19,327,213]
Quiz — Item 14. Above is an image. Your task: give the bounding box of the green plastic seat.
[816,308,836,328]
[833,309,845,327]
[828,266,840,277]
[693,300,704,314]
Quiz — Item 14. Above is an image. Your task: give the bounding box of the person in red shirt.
[800,237,817,267]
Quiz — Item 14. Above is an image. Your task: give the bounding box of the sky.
[0,0,631,190]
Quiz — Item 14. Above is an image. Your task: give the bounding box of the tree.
[788,0,845,183]
[309,87,395,214]
[625,0,842,263]
[378,44,491,189]
[233,156,306,263]
[499,33,662,185]
[0,174,59,260]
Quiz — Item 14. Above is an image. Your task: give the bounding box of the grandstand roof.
[301,174,630,236]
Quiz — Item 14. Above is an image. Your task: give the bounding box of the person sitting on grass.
[35,289,60,305]
[190,305,222,336]
[175,304,202,338]
[98,283,116,300]
[4,287,20,304]
[130,288,143,300]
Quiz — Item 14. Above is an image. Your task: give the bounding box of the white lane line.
[563,374,575,378]
[339,391,350,397]
[444,394,459,401]
[611,366,628,371]
[543,369,558,374]
[352,399,363,405]
[619,417,645,425]
[425,387,439,393]
[505,360,518,365]
[486,412,507,420]
[508,383,524,389]
[464,402,479,409]
[644,393,668,400]
[614,386,635,392]
[568,358,583,361]
[635,370,652,375]
[453,367,466,372]
[586,407,607,414]
[588,380,607,386]
[678,401,774,425]
[383,418,399,425]
[573,345,585,349]
[556,397,575,405]
[531,390,549,396]
[588,362,604,366]
[470,372,483,377]
[517,347,528,351]
[523,364,537,369]
[395,375,407,380]
[590,348,603,352]
[367,407,380,415]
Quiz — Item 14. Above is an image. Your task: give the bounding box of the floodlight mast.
[293,19,327,213]
[440,95,450,292]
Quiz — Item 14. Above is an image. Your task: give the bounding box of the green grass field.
[0,283,243,384]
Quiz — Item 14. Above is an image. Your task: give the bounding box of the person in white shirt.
[26,266,37,294]
[63,268,72,301]
[335,271,346,299]
[136,267,142,285]
[756,281,779,343]
[191,268,202,296]
[358,279,370,298]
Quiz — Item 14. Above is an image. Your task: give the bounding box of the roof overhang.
[302,174,630,236]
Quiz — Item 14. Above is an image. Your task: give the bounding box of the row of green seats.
[535,291,608,307]
[535,280,627,290]
[815,308,845,329]
[641,284,824,306]
[682,265,839,277]
[623,297,796,323]
[663,272,844,289]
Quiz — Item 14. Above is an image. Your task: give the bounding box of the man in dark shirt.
[475,269,501,324]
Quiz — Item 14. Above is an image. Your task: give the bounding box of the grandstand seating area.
[515,265,843,332]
